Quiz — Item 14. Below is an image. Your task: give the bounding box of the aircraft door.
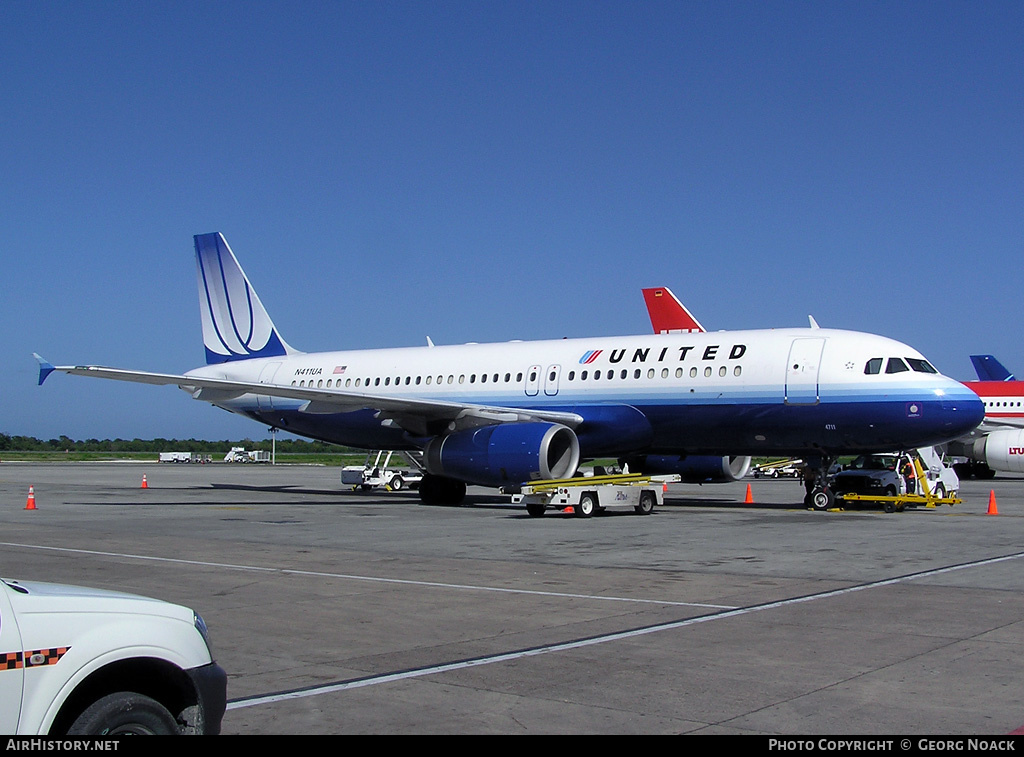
[257,362,283,411]
[785,338,824,405]
[0,584,24,732]
[544,364,562,396]
[524,365,541,396]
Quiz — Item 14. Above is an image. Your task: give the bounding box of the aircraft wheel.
[634,490,656,515]
[575,492,597,518]
[809,487,834,511]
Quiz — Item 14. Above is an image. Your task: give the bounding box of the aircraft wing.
[34,357,584,438]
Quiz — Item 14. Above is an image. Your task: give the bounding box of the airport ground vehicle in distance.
[750,458,803,478]
[159,451,196,463]
[342,450,424,491]
[0,577,226,735]
[223,447,270,463]
[35,233,984,509]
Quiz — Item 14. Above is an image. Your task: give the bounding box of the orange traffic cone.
[987,490,999,515]
[744,483,754,504]
[141,475,148,489]
[25,486,36,511]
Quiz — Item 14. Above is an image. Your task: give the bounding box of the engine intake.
[424,422,581,487]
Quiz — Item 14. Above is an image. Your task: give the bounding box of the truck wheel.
[635,490,656,515]
[390,476,404,491]
[526,503,546,517]
[67,692,179,735]
[575,492,597,518]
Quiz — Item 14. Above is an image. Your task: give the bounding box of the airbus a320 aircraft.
[36,233,984,510]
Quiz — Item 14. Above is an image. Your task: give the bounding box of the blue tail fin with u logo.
[194,233,299,364]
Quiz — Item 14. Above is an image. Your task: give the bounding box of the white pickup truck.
[0,577,227,735]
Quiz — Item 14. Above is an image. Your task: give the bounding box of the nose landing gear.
[803,456,837,511]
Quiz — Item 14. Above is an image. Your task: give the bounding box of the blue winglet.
[33,353,56,386]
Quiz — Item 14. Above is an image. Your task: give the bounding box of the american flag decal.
[333,366,347,375]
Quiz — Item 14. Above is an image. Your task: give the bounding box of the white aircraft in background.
[36,233,983,509]
[951,355,1024,478]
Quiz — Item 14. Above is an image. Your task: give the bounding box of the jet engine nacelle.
[973,429,1024,474]
[624,454,752,483]
[424,422,581,487]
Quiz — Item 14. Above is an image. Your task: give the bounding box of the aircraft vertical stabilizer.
[970,355,1015,382]
[641,287,705,334]
[194,233,299,364]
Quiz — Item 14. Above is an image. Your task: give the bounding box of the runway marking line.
[227,550,1024,710]
[0,541,734,611]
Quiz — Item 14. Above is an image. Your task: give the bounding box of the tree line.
[0,433,353,454]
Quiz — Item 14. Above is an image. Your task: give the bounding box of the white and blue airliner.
[37,233,984,509]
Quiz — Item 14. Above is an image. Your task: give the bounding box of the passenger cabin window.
[886,358,909,374]
[865,358,883,375]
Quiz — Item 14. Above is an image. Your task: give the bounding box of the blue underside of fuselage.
[236,395,981,459]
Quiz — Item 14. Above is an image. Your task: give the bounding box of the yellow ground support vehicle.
[512,473,680,518]
[837,456,961,513]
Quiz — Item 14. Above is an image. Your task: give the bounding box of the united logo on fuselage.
[580,344,747,365]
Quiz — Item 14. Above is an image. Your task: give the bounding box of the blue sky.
[3,1,1021,442]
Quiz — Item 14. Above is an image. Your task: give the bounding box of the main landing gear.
[803,456,837,511]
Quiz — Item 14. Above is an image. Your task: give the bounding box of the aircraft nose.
[939,385,985,438]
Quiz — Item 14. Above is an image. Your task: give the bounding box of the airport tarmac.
[0,461,1022,735]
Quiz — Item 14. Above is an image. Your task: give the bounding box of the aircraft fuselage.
[187,327,982,459]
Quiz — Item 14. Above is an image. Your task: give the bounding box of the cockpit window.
[885,358,909,374]
[864,358,882,375]
[905,358,938,374]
